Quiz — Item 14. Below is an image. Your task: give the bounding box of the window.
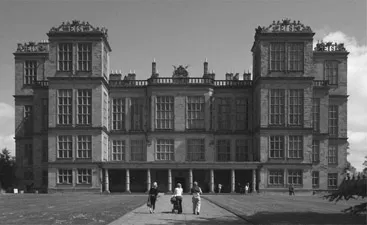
[312,140,320,163]
[270,43,285,71]
[42,140,48,163]
[24,105,33,118]
[57,135,72,158]
[77,90,92,125]
[236,139,249,161]
[24,143,33,165]
[325,61,338,85]
[131,98,144,131]
[329,105,338,136]
[156,96,174,130]
[77,135,91,159]
[57,89,72,125]
[112,98,125,130]
[288,43,304,71]
[187,139,205,161]
[130,139,145,161]
[112,140,125,161]
[77,169,92,184]
[236,98,248,130]
[288,170,302,185]
[156,139,174,161]
[312,98,320,132]
[312,171,319,187]
[289,89,303,126]
[58,43,72,71]
[103,92,108,128]
[217,97,231,130]
[58,169,72,184]
[269,170,284,185]
[24,61,37,84]
[216,140,231,162]
[269,136,284,158]
[269,89,285,126]
[77,43,92,71]
[42,98,48,130]
[288,136,303,159]
[328,173,338,188]
[187,96,205,129]
[328,144,337,164]
[210,97,214,130]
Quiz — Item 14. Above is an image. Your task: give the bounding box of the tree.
[0,148,17,192]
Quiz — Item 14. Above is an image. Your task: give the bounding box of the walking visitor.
[172,183,183,214]
[148,182,159,213]
[191,181,203,215]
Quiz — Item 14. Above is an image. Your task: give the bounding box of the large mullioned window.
[270,43,285,71]
[156,96,174,130]
[236,139,249,161]
[288,89,303,126]
[77,135,92,159]
[57,135,72,158]
[288,136,303,159]
[269,136,284,158]
[58,89,72,125]
[328,173,338,188]
[217,97,231,130]
[77,90,92,125]
[269,89,285,126]
[131,98,144,131]
[216,140,231,162]
[112,98,125,130]
[288,170,302,185]
[77,169,92,184]
[312,98,320,132]
[329,105,338,136]
[325,61,338,85]
[269,170,284,186]
[112,140,125,161]
[312,171,319,187]
[130,139,145,161]
[58,43,72,71]
[270,42,304,72]
[328,144,337,164]
[187,139,205,161]
[288,43,304,71]
[58,169,72,184]
[156,139,174,161]
[312,140,320,163]
[77,43,92,71]
[187,96,205,129]
[24,61,37,84]
[236,98,248,130]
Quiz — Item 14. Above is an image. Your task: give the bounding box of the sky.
[0,0,366,171]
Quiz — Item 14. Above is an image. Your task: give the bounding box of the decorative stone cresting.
[49,20,108,38]
[16,41,49,53]
[314,41,347,52]
[172,65,189,78]
[255,18,313,34]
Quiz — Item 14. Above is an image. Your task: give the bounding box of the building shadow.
[160,216,247,225]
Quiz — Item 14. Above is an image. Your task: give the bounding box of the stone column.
[147,169,151,193]
[189,169,193,190]
[168,169,172,193]
[252,169,256,193]
[231,169,235,193]
[210,169,214,193]
[126,169,131,193]
[99,168,103,193]
[104,169,110,193]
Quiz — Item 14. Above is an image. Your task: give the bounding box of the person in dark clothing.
[289,184,295,196]
[148,182,159,213]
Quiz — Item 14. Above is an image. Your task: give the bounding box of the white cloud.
[319,31,367,172]
[0,134,15,156]
[0,102,14,118]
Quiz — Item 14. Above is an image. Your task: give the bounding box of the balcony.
[109,80,148,88]
[214,80,252,88]
[33,80,49,88]
[313,80,329,88]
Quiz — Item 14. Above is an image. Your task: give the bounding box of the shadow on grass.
[245,211,366,225]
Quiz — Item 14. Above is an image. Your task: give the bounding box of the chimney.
[152,58,157,75]
[243,71,251,80]
[204,58,208,75]
[225,72,233,80]
[109,70,122,80]
[128,70,136,80]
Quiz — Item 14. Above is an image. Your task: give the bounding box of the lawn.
[0,193,147,225]
[203,194,366,224]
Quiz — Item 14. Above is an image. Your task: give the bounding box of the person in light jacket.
[173,183,183,213]
[191,181,203,215]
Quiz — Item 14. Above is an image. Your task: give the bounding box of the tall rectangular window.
[187,96,204,129]
[269,170,284,185]
[112,140,125,161]
[156,139,174,161]
[103,92,108,128]
[112,98,125,130]
[328,173,338,188]
[77,135,91,159]
[312,98,320,132]
[42,140,48,163]
[288,43,304,71]
[24,61,37,84]
[269,89,285,126]
[24,143,33,165]
[325,61,338,85]
[58,89,72,125]
[217,97,231,130]
[236,98,248,130]
[187,139,205,161]
[42,98,48,130]
[24,105,33,134]
[288,170,302,185]
[270,43,285,71]
[312,171,319,187]
[57,136,72,158]
[77,43,92,71]
[156,96,174,130]
[288,136,303,159]
[77,90,91,125]
[216,140,231,162]
[312,140,320,163]
[329,105,338,136]
[58,43,72,71]
[328,144,337,164]
[77,169,92,184]
[236,139,249,161]
[289,89,303,126]
[130,139,145,161]
[269,136,284,158]
[57,169,72,184]
[131,98,144,131]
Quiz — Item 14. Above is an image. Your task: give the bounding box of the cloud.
[0,102,14,118]
[0,134,15,156]
[318,31,367,172]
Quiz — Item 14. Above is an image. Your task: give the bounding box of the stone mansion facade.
[13,19,348,193]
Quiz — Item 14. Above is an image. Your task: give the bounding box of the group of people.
[147,181,203,215]
[217,182,250,194]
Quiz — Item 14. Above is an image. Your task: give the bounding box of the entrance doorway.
[174,177,186,192]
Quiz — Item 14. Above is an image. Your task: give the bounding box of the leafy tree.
[0,148,17,192]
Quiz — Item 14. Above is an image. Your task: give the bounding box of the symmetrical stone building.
[13,19,348,193]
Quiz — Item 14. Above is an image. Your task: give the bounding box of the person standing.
[191,181,203,215]
[218,183,222,193]
[173,183,183,214]
[245,183,249,195]
[289,184,295,196]
[148,182,159,213]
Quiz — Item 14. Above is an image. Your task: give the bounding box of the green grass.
[0,193,147,225]
[203,194,366,224]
